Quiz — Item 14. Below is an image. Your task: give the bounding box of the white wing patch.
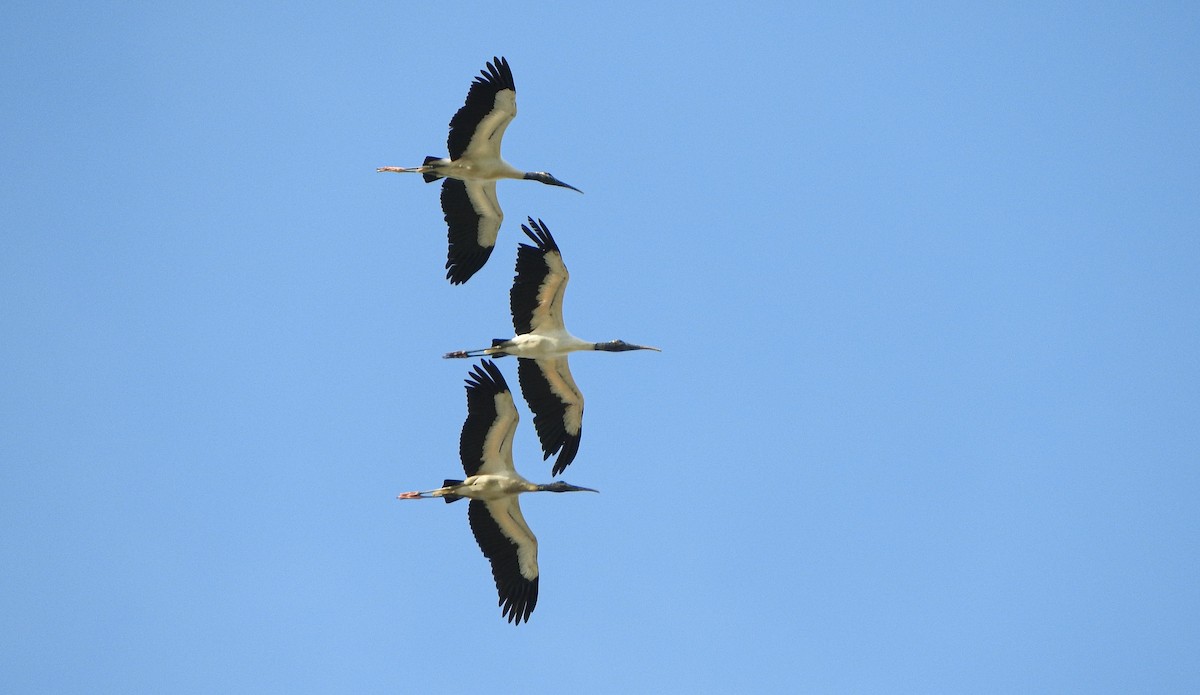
[463,180,504,249]
[464,90,517,161]
[539,357,584,435]
[530,250,570,334]
[486,497,539,581]
[478,389,520,475]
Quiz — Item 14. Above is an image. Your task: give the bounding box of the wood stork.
[397,360,597,624]
[443,218,660,475]
[377,56,582,285]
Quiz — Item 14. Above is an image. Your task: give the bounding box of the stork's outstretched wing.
[447,56,517,161]
[510,218,569,335]
[459,360,519,477]
[442,178,502,284]
[468,497,539,625]
[518,356,584,475]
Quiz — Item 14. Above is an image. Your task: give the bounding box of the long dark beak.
[567,484,599,493]
[548,177,582,193]
[615,343,661,352]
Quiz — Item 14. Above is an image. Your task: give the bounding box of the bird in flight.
[444,218,660,475]
[397,360,597,623]
[378,57,582,284]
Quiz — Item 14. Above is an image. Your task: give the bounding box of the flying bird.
[377,56,582,284]
[444,218,660,475]
[397,360,597,624]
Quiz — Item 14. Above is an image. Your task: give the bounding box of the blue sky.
[2,2,1198,693]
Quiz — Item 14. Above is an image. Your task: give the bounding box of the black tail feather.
[422,156,442,183]
[441,479,464,503]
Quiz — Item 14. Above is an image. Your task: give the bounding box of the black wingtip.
[550,432,582,477]
[445,264,480,285]
[477,56,515,92]
[444,247,492,283]
[499,576,538,625]
[519,217,559,253]
[465,359,509,395]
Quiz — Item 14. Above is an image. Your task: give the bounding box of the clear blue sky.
[3,3,1198,693]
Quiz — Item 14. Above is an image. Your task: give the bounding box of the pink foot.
[397,491,423,499]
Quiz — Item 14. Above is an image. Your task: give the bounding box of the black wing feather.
[517,357,583,476]
[510,218,560,335]
[459,360,511,476]
[441,178,496,285]
[468,500,539,624]
[447,56,516,160]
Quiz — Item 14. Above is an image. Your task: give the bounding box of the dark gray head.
[593,339,662,353]
[537,481,599,493]
[524,171,582,193]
